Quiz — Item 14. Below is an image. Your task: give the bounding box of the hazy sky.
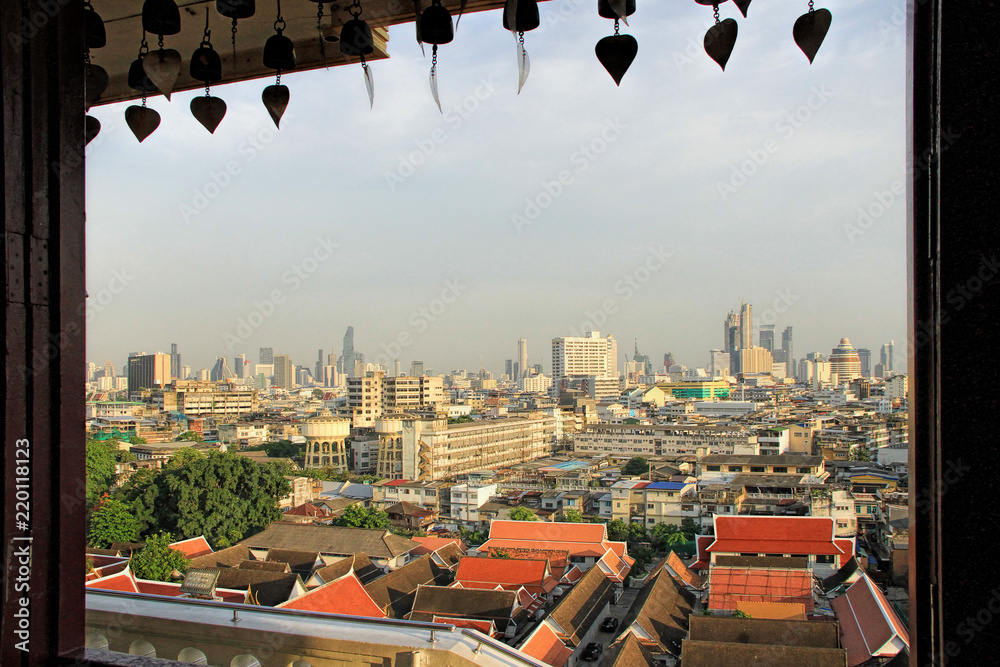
[85,0,907,376]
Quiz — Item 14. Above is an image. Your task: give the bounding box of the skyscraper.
[759,325,775,351]
[504,359,513,379]
[234,353,246,378]
[857,348,872,376]
[781,326,794,377]
[410,360,424,377]
[273,354,294,389]
[552,331,618,386]
[259,347,273,364]
[829,338,862,381]
[880,341,895,373]
[517,338,528,380]
[394,359,402,377]
[210,356,236,381]
[315,349,324,382]
[724,311,739,353]
[170,343,181,380]
[663,352,676,371]
[738,302,753,350]
[127,352,171,395]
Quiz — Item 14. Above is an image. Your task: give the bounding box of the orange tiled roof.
[277,571,386,618]
[735,601,807,620]
[519,621,573,667]
[409,536,466,556]
[708,566,813,611]
[455,557,556,593]
[831,571,908,666]
[169,535,214,558]
[488,520,606,543]
[667,551,705,589]
[708,516,848,557]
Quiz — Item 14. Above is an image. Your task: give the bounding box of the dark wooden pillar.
[2,1,85,664]
[910,1,1000,665]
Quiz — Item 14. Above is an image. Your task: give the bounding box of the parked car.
[600,617,619,632]
[581,643,603,661]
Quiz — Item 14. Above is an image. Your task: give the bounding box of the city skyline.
[83,2,907,377]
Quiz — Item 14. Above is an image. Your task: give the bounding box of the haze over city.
[83,0,907,374]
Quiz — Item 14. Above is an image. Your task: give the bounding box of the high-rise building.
[517,338,528,380]
[857,348,872,376]
[315,349,324,383]
[880,341,895,373]
[104,360,115,379]
[410,360,424,377]
[781,326,794,376]
[663,352,676,372]
[181,365,191,380]
[394,359,402,377]
[724,311,739,353]
[709,350,730,377]
[127,352,171,395]
[342,326,365,378]
[829,338,862,381]
[273,354,294,389]
[551,331,618,396]
[736,347,772,375]
[759,325,775,351]
[504,359,513,379]
[210,356,236,381]
[169,343,181,380]
[259,347,273,364]
[738,302,753,350]
[233,354,247,378]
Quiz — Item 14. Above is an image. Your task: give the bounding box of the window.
[728,466,743,472]
[706,465,721,472]
[647,503,654,509]
[797,467,811,474]
[750,466,766,473]
[773,466,787,473]
[816,555,835,564]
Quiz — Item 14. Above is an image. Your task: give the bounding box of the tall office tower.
[210,356,236,381]
[87,362,97,382]
[170,343,182,380]
[738,302,753,350]
[323,365,337,386]
[517,338,528,379]
[127,352,171,395]
[197,368,210,381]
[104,360,115,379]
[504,359,513,379]
[234,354,246,378]
[759,325,775,351]
[723,311,739,353]
[512,362,521,381]
[829,338,862,381]
[880,341,895,373]
[394,359,402,377]
[297,367,312,386]
[343,326,357,377]
[410,360,424,377]
[532,363,542,374]
[781,326,794,374]
[857,348,872,376]
[273,354,294,389]
[259,347,273,364]
[182,365,191,380]
[709,350,730,377]
[737,347,773,374]
[663,352,676,372]
[315,349,324,382]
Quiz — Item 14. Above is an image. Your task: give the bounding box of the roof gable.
[277,571,385,618]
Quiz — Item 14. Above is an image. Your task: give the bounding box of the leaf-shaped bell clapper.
[263,32,296,71]
[503,0,540,32]
[340,18,375,57]
[128,58,160,93]
[597,0,636,20]
[190,45,223,83]
[84,1,107,49]
[141,0,182,37]
[420,0,454,45]
[217,0,255,20]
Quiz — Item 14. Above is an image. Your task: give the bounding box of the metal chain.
[713,4,721,25]
[317,2,324,30]
[614,18,619,36]
[432,44,437,67]
[139,34,149,58]
[158,34,164,49]
[205,84,211,98]
[276,70,281,85]
[202,8,212,48]
[350,0,363,19]
[519,31,524,47]
[808,1,815,12]
[274,0,286,32]
[141,90,147,108]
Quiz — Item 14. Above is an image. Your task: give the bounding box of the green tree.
[175,430,204,442]
[492,549,511,559]
[621,456,650,476]
[126,451,291,548]
[849,444,873,461]
[130,532,190,582]
[564,509,584,523]
[128,435,147,445]
[312,388,324,399]
[628,522,648,543]
[86,439,118,508]
[607,518,630,542]
[509,506,539,521]
[243,440,302,459]
[164,446,207,469]
[335,504,391,530]
[88,497,140,548]
[732,610,752,618]
[679,517,700,541]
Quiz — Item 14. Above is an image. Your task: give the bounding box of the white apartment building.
[449,483,499,524]
[574,423,758,457]
[348,371,445,428]
[518,373,553,393]
[551,332,619,399]
[400,414,556,480]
